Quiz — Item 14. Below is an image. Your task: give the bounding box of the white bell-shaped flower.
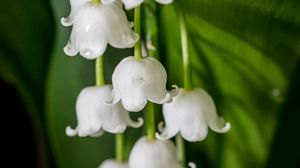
[156,88,231,142]
[63,1,139,59]
[129,137,191,168]
[66,85,143,137]
[102,0,172,10]
[110,56,178,112]
[99,159,129,168]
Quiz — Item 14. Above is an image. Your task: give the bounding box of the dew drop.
[272,89,280,97]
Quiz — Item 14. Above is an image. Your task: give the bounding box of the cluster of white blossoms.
[62,0,230,168]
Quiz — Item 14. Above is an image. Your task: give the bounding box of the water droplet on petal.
[81,49,92,57]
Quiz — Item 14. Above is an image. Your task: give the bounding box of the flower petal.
[155,0,172,4]
[101,101,128,133]
[125,117,144,128]
[155,122,179,140]
[100,85,139,133]
[66,85,140,137]
[65,126,78,137]
[63,41,78,56]
[104,2,139,48]
[208,117,231,133]
[101,0,116,4]
[112,56,148,112]
[144,57,178,104]
[61,0,90,27]
[99,159,129,168]
[180,118,208,142]
[194,88,231,133]
[90,129,105,137]
[65,125,105,137]
[122,0,144,10]
[121,92,148,112]
[61,16,73,27]
[112,56,176,111]
[105,88,121,105]
[188,162,197,168]
[151,85,179,104]
[66,4,108,59]
[129,137,182,168]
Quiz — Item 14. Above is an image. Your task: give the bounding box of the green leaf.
[0,0,54,117]
[265,61,300,168]
[159,1,300,168]
[0,0,55,167]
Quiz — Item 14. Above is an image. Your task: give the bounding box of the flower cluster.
[61,0,230,168]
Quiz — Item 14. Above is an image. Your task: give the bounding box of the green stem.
[95,56,105,86]
[116,133,125,162]
[179,11,192,90]
[143,4,157,141]
[146,102,156,140]
[134,5,143,60]
[176,8,190,167]
[176,134,186,165]
[96,57,125,162]
[92,0,125,161]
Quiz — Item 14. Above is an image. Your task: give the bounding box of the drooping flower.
[63,1,139,59]
[156,88,231,142]
[66,85,143,137]
[129,137,195,168]
[110,56,178,112]
[99,159,129,168]
[102,0,173,10]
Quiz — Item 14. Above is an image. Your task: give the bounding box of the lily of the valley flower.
[66,85,143,137]
[110,56,178,112]
[99,159,129,168]
[156,88,231,142]
[102,0,173,10]
[63,1,138,59]
[129,137,195,168]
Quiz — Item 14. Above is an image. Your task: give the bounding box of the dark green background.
[0,0,299,167]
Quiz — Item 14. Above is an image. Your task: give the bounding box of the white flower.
[129,137,184,168]
[110,56,178,112]
[66,85,143,137]
[156,88,231,142]
[63,1,139,59]
[99,159,129,168]
[102,0,173,10]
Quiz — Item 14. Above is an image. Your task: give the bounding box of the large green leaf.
[0,0,54,167]
[0,0,54,116]
[47,0,300,168]
[159,1,300,168]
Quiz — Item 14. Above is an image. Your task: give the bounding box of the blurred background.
[0,0,300,168]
